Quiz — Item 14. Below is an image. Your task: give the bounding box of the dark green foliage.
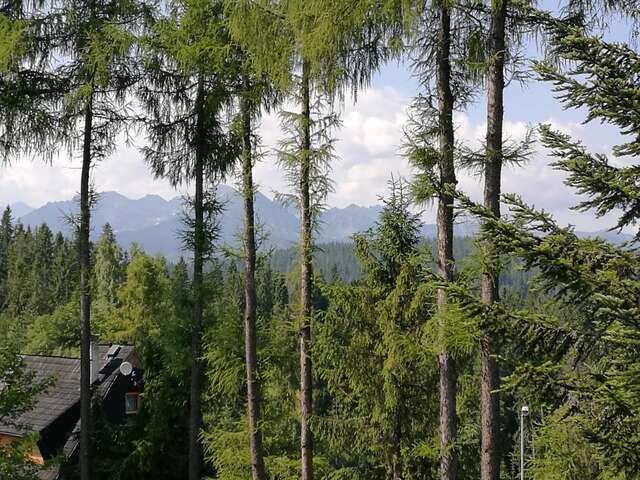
[4,3,640,479]
[447,14,640,476]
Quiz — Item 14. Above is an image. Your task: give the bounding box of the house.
[0,343,142,480]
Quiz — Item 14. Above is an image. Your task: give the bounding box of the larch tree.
[237,73,268,480]
[225,2,400,476]
[478,3,507,478]
[405,1,485,477]
[140,2,239,477]
[0,1,67,164]
[221,4,285,472]
[50,0,148,477]
[285,3,404,476]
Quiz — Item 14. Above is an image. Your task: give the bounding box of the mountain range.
[7,187,633,260]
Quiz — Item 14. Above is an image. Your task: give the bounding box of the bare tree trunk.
[436,4,458,480]
[79,93,93,480]
[481,1,507,479]
[299,60,314,480]
[241,78,267,480]
[189,76,205,480]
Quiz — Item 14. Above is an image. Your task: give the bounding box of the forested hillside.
[1,1,639,480]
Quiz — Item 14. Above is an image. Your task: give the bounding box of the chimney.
[90,338,100,385]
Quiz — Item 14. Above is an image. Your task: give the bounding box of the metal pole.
[521,405,529,480]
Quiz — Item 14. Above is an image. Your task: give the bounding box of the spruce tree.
[29,224,54,315]
[5,223,33,316]
[93,223,125,308]
[0,206,13,307]
[452,12,640,476]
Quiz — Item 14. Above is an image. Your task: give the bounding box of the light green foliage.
[105,249,172,344]
[315,182,442,479]
[93,223,126,308]
[89,249,192,479]
[53,0,147,163]
[141,0,239,193]
[529,406,621,480]
[156,0,232,73]
[202,262,314,480]
[25,300,80,356]
[424,302,479,360]
[0,15,26,72]
[276,91,340,226]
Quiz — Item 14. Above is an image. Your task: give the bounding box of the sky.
[0,4,635,232]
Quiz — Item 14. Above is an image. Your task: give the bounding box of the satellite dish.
[119,361,133,376]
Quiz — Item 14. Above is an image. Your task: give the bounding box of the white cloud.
[0,86,625,233]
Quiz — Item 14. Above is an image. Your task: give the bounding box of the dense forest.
[1,0,639,479]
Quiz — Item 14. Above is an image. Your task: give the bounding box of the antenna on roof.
[119,361,133,376]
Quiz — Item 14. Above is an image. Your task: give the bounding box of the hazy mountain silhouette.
[8,188,633,260]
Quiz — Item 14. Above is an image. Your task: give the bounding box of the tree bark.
[481,1,507,479]
[241,77,267,480]
[79,92,93,480]
[299,60,314,480]
[436,4,458,480]
[189,76,205,480]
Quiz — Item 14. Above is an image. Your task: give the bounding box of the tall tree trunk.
[79,92,93,480]
[436,4,458,480]
[189,76,205,480]
[241,78,267,480]
[481,1,507,479]
[299,60,314,480]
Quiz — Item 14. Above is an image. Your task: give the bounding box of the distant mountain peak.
[12,189,633,259]
[8,201,34,219]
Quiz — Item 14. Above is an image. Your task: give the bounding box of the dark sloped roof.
[38,465,61,480]
[0,345,137,437]
[1,355,80,436]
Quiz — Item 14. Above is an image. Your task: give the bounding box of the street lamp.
[521,405,529,480]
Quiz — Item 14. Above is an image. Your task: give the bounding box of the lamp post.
[521,405,529,480]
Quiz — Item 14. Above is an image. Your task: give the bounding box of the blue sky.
[0,2,635,232]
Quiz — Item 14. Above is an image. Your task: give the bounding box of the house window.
[125,392,140,415]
